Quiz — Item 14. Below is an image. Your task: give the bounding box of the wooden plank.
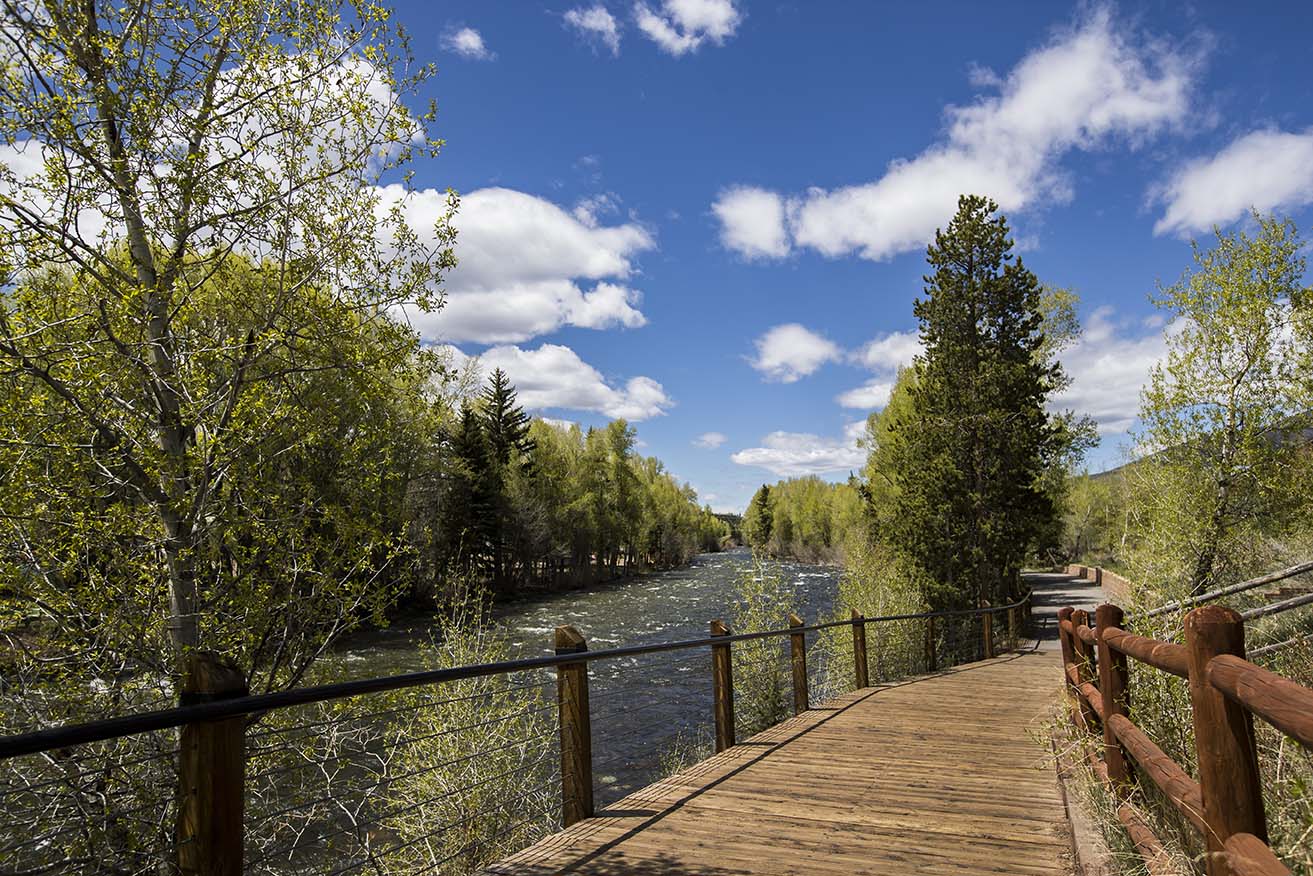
[486,652,1072,876]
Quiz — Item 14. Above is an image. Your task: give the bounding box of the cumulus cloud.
[381,185,655,344]
[565,5,622,55]
[853,330,922,372]
[1052,307,1169,435]
[711,186,789,259]
[714,9,1195,261]
[749,323,842,383]
[634,0,741,56]
[449,343,673,421]
[1154,128,1313,236]
[835,329,921,410]
[694,431,728,449]
[836,379,896,410]
[730,422,865,477]
[442,27,495,60]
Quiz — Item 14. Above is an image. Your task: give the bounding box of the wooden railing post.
[1008,604,1019,652]
[788,613,808,714]
[555,625,594,827]
[710,619,735,752]
[177,651,248,876]
[851,609,869,689]
[1184,606,1266,876]
[1057,607,1081,729]
[981,601,994,659]
[1070,609,1098,730]
[925,615,937,672]
[1095,603,1132,790]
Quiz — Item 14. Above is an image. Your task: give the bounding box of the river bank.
[324,548,842,679]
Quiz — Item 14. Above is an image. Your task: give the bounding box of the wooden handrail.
[1240,591,1313,622]
[1225,834,1293,876]
[1102,627,1189,678]
[1057,602,1305,876]
[1141,560,1313,618]
[1088,752,1174,875]
[1106,714,1206,835]
[1207,654,1313,749]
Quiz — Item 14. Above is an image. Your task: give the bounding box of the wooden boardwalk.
[487,650,1072,875]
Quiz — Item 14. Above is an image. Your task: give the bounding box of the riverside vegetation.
[1053,215,1313,874]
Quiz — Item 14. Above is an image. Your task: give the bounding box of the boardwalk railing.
[0,594,1031,876]
[1059,601,1313,876]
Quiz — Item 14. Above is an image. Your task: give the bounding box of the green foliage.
[889,195,1068,610]
[860,365,920,527]
[381,588,558,873]
[1133,214,1313,596]
[417,400,729,597]
[744,485,774,547]
[831,538,931,683]
[740,477,863,564]
[1051,213,1313,876]
[0,0,456,663]
[0,256,442,698]
[729,561,795,737]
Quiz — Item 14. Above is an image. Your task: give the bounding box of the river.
[327,548,844,805]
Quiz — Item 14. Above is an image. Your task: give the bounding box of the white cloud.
[573,192,620,226]
[381,185,655,344]
[711,186,789,259]
[442,27,495,60]
[1052,307,1168,435]
[749,323,841,383]
[1154,128,1313,236]
[565,5,622,55]
[730,423,865,477]
[715,9,1194,261]
[853,330,921,372]
[457,343,673,421]
[835,329,921,410]
[694,431,728,449]
[634,0,741,56]
[836,379,895,410]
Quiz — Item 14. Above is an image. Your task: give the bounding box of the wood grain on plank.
[485,651,1071,876]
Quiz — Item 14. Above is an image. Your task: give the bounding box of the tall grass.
[729,560,795,738]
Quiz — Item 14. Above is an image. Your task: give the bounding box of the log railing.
[1059,601,1313,876]
[0,593,1031,875]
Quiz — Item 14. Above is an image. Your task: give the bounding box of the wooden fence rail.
[1058,601,1310,876]
[1,594,1032,875]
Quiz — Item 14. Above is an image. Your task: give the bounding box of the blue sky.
[387,0,1313,514]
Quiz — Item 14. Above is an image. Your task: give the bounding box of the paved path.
[1025,571,1105,653]
[486,651,1072,876]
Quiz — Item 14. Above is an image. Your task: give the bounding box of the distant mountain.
[1084,411,1313,482]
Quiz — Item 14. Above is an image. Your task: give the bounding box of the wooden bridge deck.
[487,650,1071,875]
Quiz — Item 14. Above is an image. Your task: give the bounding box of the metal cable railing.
[0,592,1032,875]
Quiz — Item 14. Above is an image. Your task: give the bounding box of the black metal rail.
[0,593,1030,760]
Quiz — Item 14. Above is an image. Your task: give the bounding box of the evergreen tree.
[481,368,535,469]
[892,195,1064,610]
[744,485,774,547]
[444,404,500,575]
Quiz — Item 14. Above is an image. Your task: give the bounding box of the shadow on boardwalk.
[1024,570,1106,651]
[486,652,1071,876]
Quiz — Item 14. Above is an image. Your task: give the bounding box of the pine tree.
[481,368,535,469]
[744,485,774,548]
[444,404,500,575]
[892,195,1063,610]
